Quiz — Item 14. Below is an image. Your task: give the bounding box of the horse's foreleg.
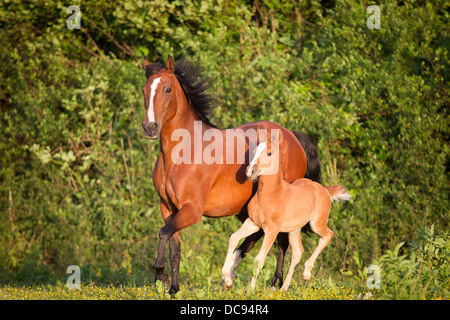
[154,224,172,287]
[169,231,181,293]
[154,203,172,287]
[156,202,202,294]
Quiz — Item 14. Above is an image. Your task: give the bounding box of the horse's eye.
[267,152,272,156]
[165,87,172,93]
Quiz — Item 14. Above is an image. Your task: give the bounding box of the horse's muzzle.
[142,121,161,140]
[246,164,260,180]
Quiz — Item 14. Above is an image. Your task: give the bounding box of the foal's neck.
[257,159,284,198]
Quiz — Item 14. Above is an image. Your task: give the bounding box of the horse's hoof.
[271,277,283,289]
[222,280,234,290]
[157,274,171,290]
[169,285,180,295]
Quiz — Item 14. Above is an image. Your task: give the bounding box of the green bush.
[0,0,448,299]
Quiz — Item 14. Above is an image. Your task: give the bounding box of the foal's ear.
[257,127,267,143]
[166,55,175,74]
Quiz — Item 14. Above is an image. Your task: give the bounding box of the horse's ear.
[144,56,151,68]
[166,55,175,74]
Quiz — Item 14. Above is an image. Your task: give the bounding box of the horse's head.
[246,128,282,180]
[141,55,177,140]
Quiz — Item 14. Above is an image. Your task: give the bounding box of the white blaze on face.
[250,142,266,166]
[147,77,161,123]
[247,142,267,178]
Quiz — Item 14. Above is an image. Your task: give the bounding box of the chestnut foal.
[222,129,351,290]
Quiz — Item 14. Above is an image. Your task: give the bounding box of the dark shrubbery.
[1,0,448,298]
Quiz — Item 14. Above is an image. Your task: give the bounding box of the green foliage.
[0,0,448,300]
[408,225,449,298]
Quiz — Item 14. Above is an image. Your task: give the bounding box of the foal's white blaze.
[250,142,266,165]
[147,77,161,123]
[247,142,267,178]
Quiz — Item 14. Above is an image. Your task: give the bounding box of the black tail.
[292,130,321,237]
[291,130,321,184]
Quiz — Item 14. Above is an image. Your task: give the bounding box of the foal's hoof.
[222,280,234,290]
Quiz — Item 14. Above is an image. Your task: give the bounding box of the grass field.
[0,279,376,300]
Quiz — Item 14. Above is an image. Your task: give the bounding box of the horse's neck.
[159,97,212,160]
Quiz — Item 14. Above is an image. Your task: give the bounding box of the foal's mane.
[145,57,217,129]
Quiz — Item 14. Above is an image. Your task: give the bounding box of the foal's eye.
[267,152,272,156]
[165,87,172,93]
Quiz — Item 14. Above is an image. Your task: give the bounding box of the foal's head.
[141,56,177,139]
[246,128,282,180]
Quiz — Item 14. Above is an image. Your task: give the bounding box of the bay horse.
[141,55,321,294]
[222,129,351,290]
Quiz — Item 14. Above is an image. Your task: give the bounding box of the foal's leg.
[303,226,333,282]
[222,218,260,288]
[280,230,303,291]
[229,230,264,279]
[250,229,279,290]
[230,215,288,287]
[228,212,264,279]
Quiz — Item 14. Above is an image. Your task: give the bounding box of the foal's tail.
[325,185,352,203]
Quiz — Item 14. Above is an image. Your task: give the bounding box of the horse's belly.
[202,179,254,217]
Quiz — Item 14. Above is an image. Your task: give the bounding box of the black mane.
[145,57,217,128]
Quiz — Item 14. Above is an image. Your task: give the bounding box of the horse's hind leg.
[271,232,289,289]
[281,230,303,291]
[303,226,333,283]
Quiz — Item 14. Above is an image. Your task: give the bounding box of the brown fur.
[141,56,308,294]
[222,129,351,291]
